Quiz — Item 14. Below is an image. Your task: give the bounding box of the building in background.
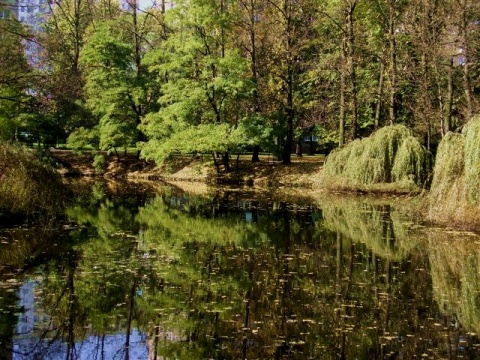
[12,0,52,66]
[16,0,52,31]
[0,0,18,19]
[120,0,175,12]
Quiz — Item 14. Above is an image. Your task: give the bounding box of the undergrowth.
[0,142,67,217]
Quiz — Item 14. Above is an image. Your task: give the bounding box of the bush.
[323,125,432,189]
[93,153,106,174]
[428,115,480,227]
[0,142,67,216]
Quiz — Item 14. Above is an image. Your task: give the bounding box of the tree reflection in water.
[0,181,480,359]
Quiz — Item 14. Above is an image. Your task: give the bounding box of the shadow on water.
[1,180,480,359]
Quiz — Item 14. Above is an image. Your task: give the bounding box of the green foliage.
[0,16,33,142]
[429,115,480,224]
[141,123,248,164]
[93,153,106,174]
[141,0,252,165]
[463,116,480,204]
[323,125,431,187]
[392,136,431,186]
[241,114,275,152]
[67,126,100,151]
[80,15,153,153]
[429,132,465,208]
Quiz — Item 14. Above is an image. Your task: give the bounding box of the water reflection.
[1,182,480,359]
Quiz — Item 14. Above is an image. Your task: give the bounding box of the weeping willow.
[429,115,480,225]
[463,117,480,204]
[322,201,419,261]
[323,125,431,188]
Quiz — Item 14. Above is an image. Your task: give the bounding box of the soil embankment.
[50,150,325,188]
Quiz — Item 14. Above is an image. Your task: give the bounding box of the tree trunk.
[461,19,473,120]
[339,33,346,147]
[281,0,294,165]
[282,109,294,164]
[222,152,232,172]
[309,135,315,155]
[375,56,385,130]
[346,2,358,140]
[444,57,454,134]
[212,152,220,173]
[388,0,397,125]
[252,145,260,162]
[295,140,303,157]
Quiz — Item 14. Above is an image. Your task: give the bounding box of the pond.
[1,180,480,359]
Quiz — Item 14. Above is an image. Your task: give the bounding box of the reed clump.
[0,142,66,216]
[428,115,480,228]
[322,125,431,191]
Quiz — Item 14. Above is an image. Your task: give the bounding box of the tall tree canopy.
[2,0,480,162]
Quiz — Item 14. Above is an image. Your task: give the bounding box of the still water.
[1,181,480,359]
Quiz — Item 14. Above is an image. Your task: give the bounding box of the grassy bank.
[49,117,480,233]
[0,143,67,218]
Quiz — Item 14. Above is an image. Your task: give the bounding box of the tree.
[259,0,315,163]
[0,13,33,141]
[37,0,96,144]
[78,19,140,152]
[141,0,252,170]
[66,2,160,154]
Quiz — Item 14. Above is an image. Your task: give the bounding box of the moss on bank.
[428,115,480,228]
[0,143,66,217]
[322,125,432,192]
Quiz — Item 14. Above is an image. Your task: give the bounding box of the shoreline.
[51,149,421,193]
[49,149,479,233]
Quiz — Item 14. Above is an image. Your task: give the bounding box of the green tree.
[70,6,160,154]
[37,0,97,144]
[0,14,33,141]
[141,0,252,170]
[259,0,316,163]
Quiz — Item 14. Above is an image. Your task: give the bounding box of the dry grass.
[0,143,67,216]
[219,157,324,187]
[51,150,325,188]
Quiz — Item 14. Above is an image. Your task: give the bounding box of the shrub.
[0,142,66,216]
[428,115,480,227]
[323,125,431,188]
[93,153,106,174]
[463,117,480,204]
